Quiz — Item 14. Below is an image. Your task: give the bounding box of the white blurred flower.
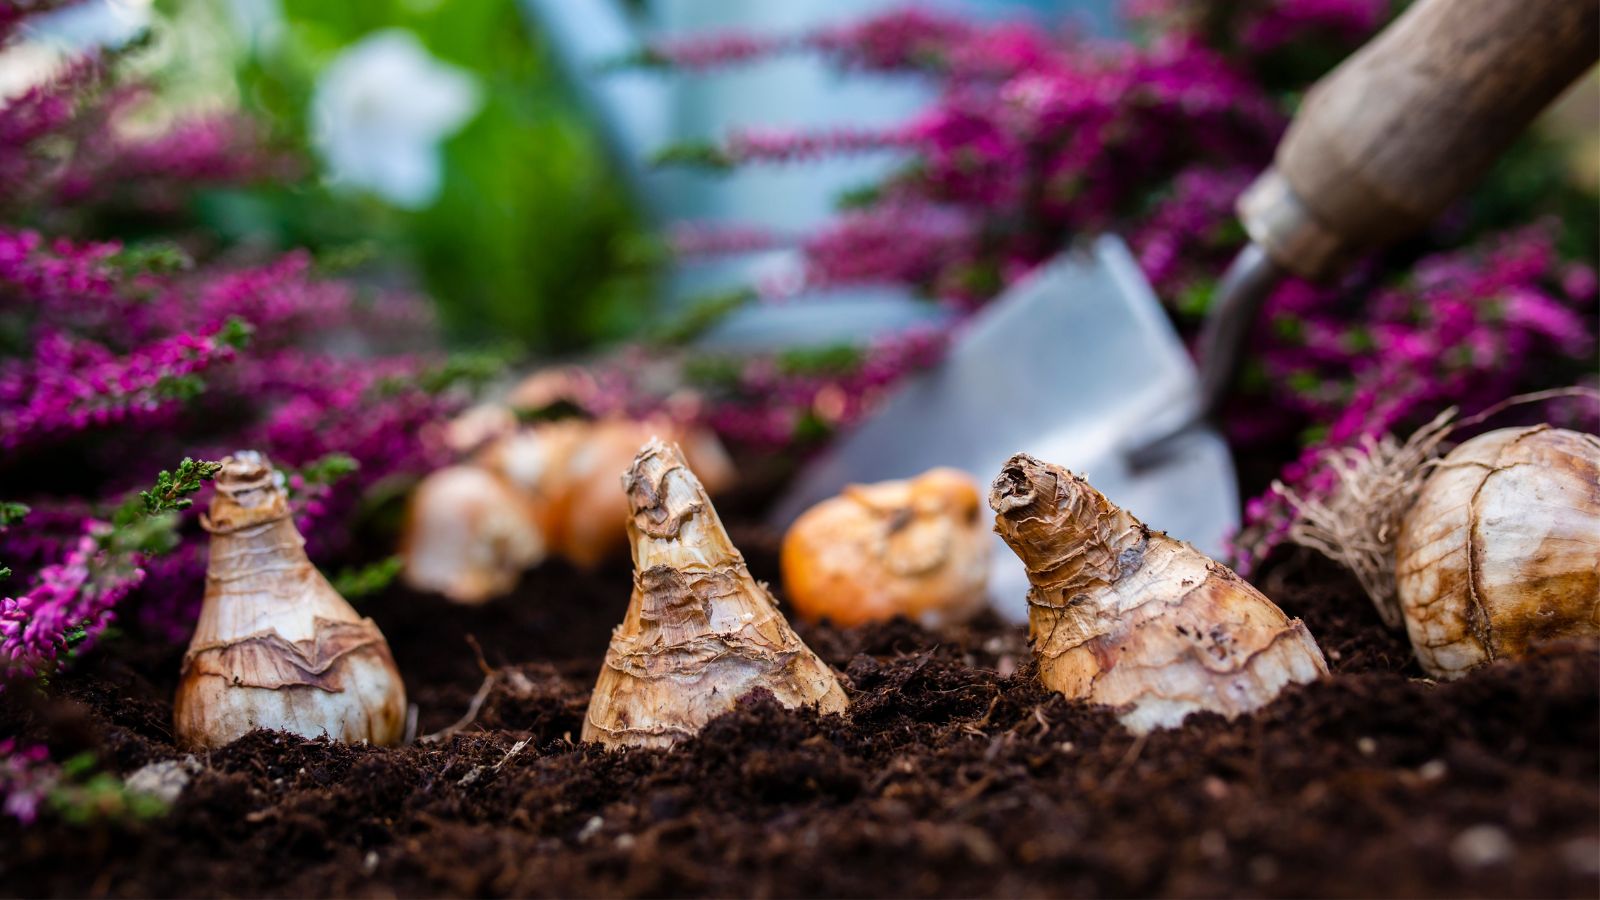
[0,0,151,102]
[310,29,482,209]
[23,0,152,50]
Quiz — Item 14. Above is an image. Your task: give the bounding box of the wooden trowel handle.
[1240,0,1599,279]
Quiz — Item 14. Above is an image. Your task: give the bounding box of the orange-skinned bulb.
[781,468,991,627]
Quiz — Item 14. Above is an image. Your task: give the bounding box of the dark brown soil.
[1,535,1596,899]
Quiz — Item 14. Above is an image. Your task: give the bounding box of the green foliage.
[0,501,29,527]
[0,502,28,579]
[776,344,863,378]
[289,452,359,490]
[649,140,735,172]
[178,0,656,353]
[214,316,254,350]
[682,355,745,390]
[149,373,207,404]
[136,458,224,519]
[835,183,884,210]
[412,347,517,396]
[651,287,756,344]
[1467,132,1599,262]
[331,555,403,599]
[106,243,194,276]
[48,754,169,825]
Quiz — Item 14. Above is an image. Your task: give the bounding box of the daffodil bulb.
[583,440,847,748]
[478,418,735,569]
[400,465,547,604]
[440,403,517,454]
[176,453,407,748]
[781,468,990,627]
[1290,420,1600,679]
[990,454,1328,734]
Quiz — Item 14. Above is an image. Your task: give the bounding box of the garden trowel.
[770,235,1237,623]
[772,0,1598,623]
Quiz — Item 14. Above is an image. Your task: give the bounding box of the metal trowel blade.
[769,235,1239,623]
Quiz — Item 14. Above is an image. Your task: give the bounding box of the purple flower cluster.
[0,4,461,690]
[1,524,145,682]
[0,739,56,824]
[1124,0,1388,56]
[0,325,245,452]
[55,113,298,212]
[641,1,1596,561]
[722,124,919,166]
[800,205,978,301]
[667,221,783,259]
[0,57,288,217]
[700,326,949,448]
[1233,227,1598,569]
[642,7,1050,78]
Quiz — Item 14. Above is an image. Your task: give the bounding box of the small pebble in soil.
[1452,825,1515,869]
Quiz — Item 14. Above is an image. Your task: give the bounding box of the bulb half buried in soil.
[1395,425,1600,679]
[583,439,848,748]
[990,453,1327,733]
[175,452,407,749]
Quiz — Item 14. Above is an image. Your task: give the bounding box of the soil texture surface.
[2,533,1596,898]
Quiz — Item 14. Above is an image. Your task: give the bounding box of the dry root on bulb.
[1290,419,1600,679]
[175,453,407,749]
[399,465,547,604]
[583,439,847,748]
[990,454,1327,734]
[781,468,990,627]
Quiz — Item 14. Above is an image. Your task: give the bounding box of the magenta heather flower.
[0,323,246,452]
[1,525,145,683]
[1236,0,1389,53]
[0,0,465,685]
[697,325,950,449]
[638,30,788,70]
[800,205,977,295]
[0,56,104,205]
[54,111,297,212]
[637,8,1045,77]
[806,8,1028,75]
[668,221,784,259]
[642,2,1595,572]
[1123,0,1391,57]
[0,739,57,824]
[724,124,919,165]
[1233,226,1595,571]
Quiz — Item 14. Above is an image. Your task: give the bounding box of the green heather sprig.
[137,458,223,517]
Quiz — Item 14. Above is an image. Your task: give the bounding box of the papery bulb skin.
[583,440,847,748]
[990,454,1327,734]
[479,418,736,570]
[781,467,990,627]
[176,453,407,748]
[1395,426,1600,680]
[441,403,517,454]
[400,465,546,604]
[507,365,593,412]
